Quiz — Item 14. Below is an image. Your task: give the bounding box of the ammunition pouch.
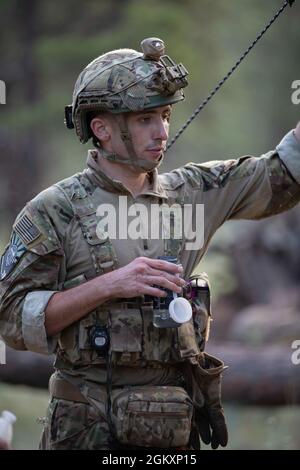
[56,278,212,369]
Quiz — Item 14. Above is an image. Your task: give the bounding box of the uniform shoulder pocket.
[159,170,185,191]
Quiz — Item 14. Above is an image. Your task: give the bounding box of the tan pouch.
[111,385,193,448]
[109,305,142,366]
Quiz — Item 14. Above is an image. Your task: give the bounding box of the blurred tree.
[0,0,43,227]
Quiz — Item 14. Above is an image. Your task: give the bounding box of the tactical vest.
[53,170,211,371]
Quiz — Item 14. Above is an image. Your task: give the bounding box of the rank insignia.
[0,232,27,280]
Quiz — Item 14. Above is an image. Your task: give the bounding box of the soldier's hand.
[108,256,185,299]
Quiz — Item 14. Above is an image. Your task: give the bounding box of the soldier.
[0,37,300,450]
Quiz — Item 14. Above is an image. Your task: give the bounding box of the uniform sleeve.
[179,130,300,227]
[0,186,73,354]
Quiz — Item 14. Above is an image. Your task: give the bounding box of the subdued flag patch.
[14,213,41,245]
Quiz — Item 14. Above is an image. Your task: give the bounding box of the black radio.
[89,326,109,355]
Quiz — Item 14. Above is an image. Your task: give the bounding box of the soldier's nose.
[155,122,168,141]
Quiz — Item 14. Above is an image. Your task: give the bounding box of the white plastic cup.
[169,295,192,324]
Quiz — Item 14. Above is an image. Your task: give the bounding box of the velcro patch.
[14,213,41,245]
[0,233,27,280]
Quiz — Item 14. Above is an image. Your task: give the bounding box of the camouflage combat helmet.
[65,38,188,171]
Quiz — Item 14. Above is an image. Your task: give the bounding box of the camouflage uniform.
[1,130,300,449]
[1,38,300,450]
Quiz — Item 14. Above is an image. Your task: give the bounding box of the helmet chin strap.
[100,114,164,172]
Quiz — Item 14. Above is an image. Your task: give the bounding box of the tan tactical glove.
[185,352,228,449]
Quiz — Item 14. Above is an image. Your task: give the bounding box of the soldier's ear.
[90,116,112,143]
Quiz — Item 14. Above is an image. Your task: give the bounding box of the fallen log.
[0,348,53,389]
[207,341,300,405]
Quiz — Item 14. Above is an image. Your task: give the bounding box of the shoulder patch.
[13,212,42,246]
[0,233,27,280]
